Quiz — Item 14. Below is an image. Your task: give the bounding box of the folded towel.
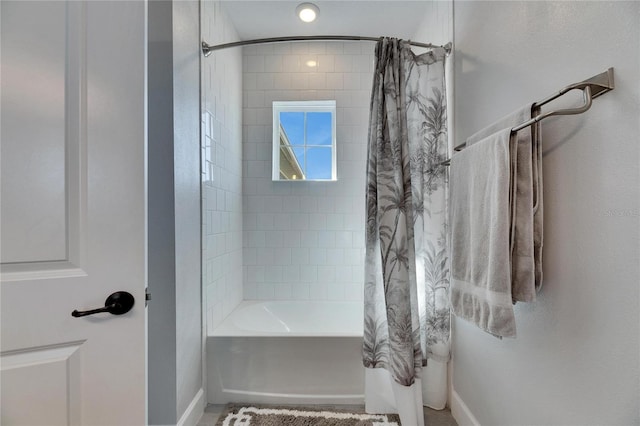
[464,105,543,303]
[449,128,517,338]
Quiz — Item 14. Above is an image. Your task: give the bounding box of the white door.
[1,1,147,425]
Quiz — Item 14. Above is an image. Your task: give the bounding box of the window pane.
[279,112,304,146]
[305,147,332,180]
[279,145,305,180]
[306,112,332,146]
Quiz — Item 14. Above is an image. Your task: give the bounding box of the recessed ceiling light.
[306,60,317,67]
[296,3,319,23]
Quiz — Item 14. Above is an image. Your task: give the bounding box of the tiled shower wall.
[201,1,243,331]
[242,41,374,301]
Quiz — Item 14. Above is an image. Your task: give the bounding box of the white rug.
[216,405,401,426]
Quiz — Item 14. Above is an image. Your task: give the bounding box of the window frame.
[272,100,337,181]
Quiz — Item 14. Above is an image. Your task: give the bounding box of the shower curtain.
[363,38,450,425]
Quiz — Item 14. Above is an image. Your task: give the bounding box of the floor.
[197,403,458,426]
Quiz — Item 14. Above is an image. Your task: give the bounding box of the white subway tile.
[264,230,284,247]
[335,266,352,282]
[291,247,310,265]
[289,213,310,230]
[299,196,318,212]
[299,230,319,247]
[290,73,310,90]
[326,73,344,90]
[360,72,374,90]
[256,248,277,265]
[325,214,345,230]
[325,42,344,55]
[264,265,283,282]
[274,283,293,299]
[264,196,284,212]
[327,283,345,300]
[272,43,292,55]
[243,73,257,90]
[273,213,293,230]
[309,283,328,299]
[256,211,276,231]
[264,55,283,72]
[246,160,267,178]
[291,42,310,54]
[343,73,361,91]
[344,284,362,301]
[245,55,265,72]
[247,91,265,108]
[335,230,353,248]
[300,265,318,282]
[308,213,328,229]
[244,283,258,300]
[282,230,302,247]
[275,247,292,265]
[343,42,362,55]
[317,265,336,282]
[256,73,275,90]
[282,265,301,283]
[282,56,301,72]
[307,42,326,54]
[317,230,336,248]
[245,230,266,247]
[244,247,257,265]
[352,231,365,248]
[291,283,311,299]
[317,55,335,72]
[257,283,275,300]
[334,55,353,72]
[244,213,257,230]
[308,73,327,90]
[325,248,345,265]
[246,265,265,283]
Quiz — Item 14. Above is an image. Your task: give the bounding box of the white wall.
[452,1,639,424]
[201,1,244,332]
[241,41,373,301]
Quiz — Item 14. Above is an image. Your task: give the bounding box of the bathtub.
[207,300,365,405]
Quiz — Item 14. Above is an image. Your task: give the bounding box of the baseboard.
[177,388,205,426]
[450,388,480,426]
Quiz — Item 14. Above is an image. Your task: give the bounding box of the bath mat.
[215,404,401,426]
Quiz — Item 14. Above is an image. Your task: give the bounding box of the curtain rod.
[201,36,451,56]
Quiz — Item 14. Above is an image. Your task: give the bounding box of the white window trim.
[272,100,337,181]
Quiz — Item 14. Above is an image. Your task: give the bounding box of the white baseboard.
[177,388,205,426]
[450,388,480,426]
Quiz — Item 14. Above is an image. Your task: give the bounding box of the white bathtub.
[207,301,365,405]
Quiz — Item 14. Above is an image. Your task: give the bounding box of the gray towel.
[450,128,516,338]
[465,104,543,303]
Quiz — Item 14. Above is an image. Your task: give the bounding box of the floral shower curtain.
[363,38,450,424]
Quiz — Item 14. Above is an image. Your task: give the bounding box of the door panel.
[0,1,147,425]
[1,343,82,426]
[1,1,69,264]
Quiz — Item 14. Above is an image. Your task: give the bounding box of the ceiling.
[220,1,430,40]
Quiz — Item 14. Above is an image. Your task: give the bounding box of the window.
[272,100,336,181]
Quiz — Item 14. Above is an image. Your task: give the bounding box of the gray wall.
[148,0,202,424]
[452,1,639,424]
[148,1,177,423]
[172,0,203,418]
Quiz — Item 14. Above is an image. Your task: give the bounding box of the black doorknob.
[71,291,135,317]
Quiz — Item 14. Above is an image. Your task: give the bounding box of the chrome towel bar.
[441,67,615,166]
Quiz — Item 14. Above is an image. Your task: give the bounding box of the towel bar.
[440,67,615,167]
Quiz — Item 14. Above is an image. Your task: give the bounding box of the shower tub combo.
[207,300,365,405]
